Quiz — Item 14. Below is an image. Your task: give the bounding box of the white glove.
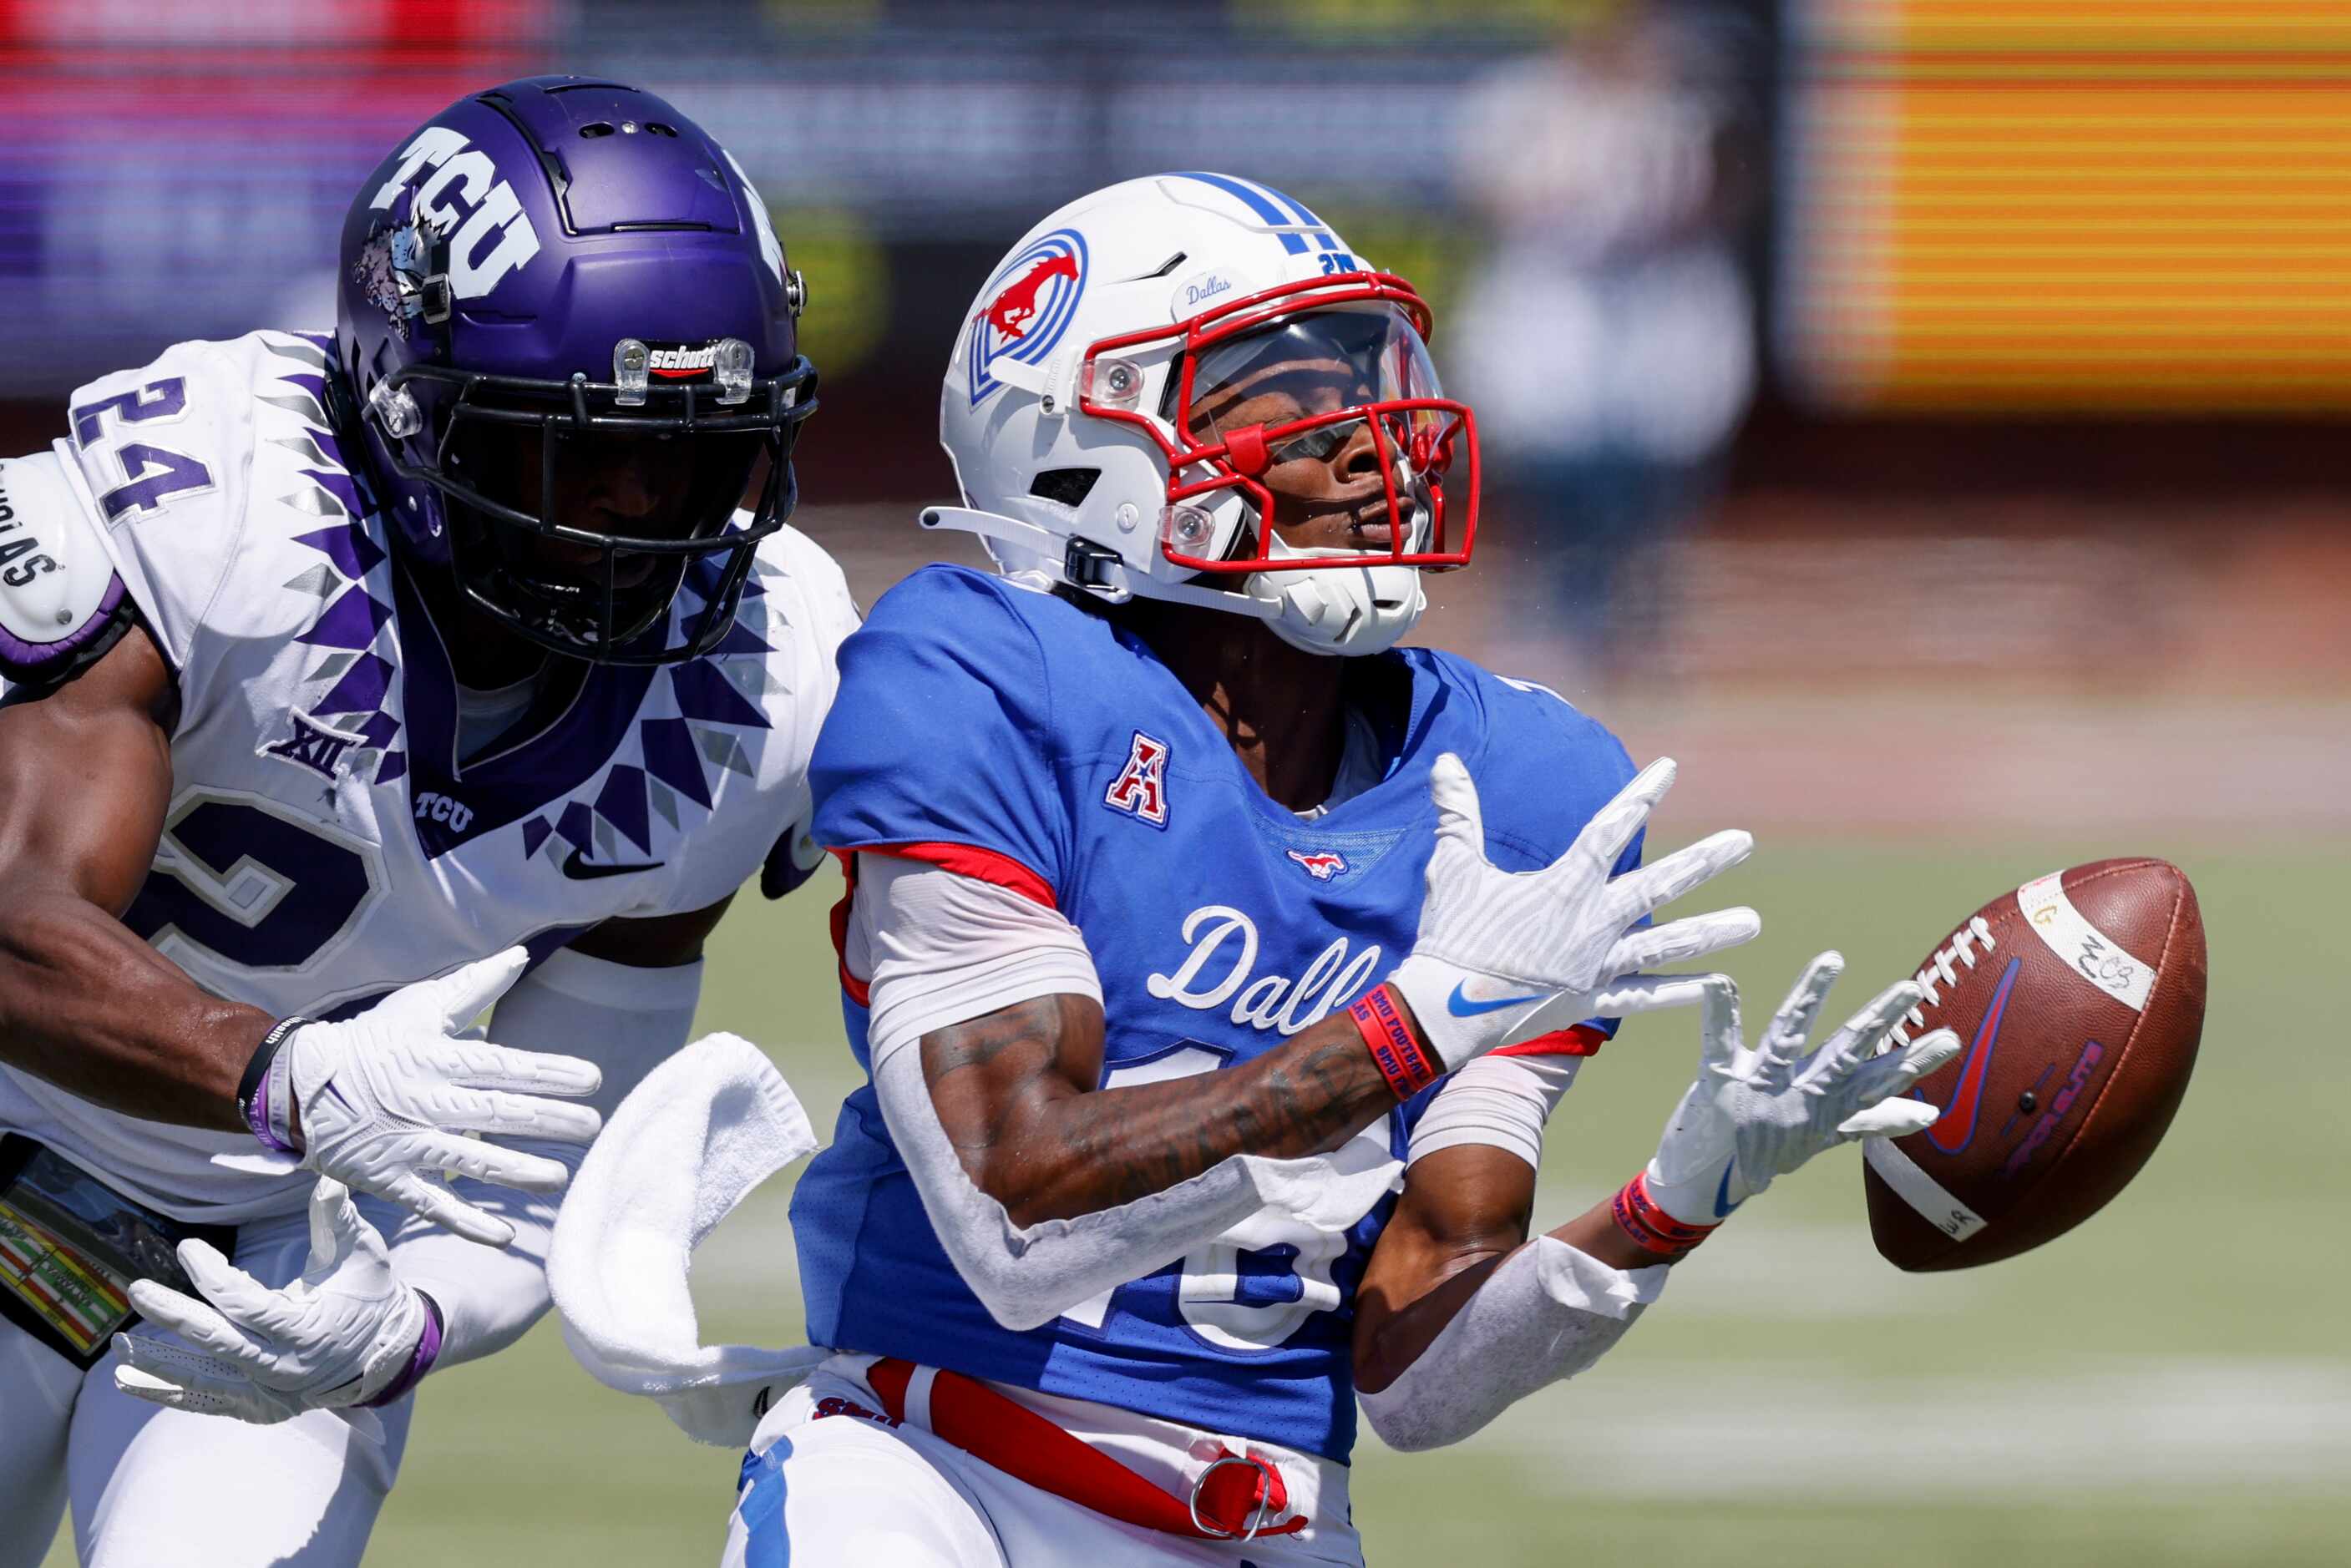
[1643,954,1965,1227]
[1390,754,1761,1072]
[238,948,605,1247]
[113,1178,433,1429]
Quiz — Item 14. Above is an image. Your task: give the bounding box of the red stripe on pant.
[864,1358,1306,1540]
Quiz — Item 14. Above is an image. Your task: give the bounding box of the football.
[1862,858,2207,1271]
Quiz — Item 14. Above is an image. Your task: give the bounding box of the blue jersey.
[793,564,1639,1459]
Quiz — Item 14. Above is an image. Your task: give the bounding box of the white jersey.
[0,331,857,1222]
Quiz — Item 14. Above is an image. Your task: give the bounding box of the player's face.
[1179,306,1452,556]
[1186,358,1405,551]
[458,424,761,591]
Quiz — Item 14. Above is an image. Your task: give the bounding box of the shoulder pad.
[62,336,304,683]
[0,451,132,685]
[754,523,862,655]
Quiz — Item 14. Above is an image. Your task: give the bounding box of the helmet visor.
[1167,301,1474,574]
[385,357,814,664]
[456,419,763,645]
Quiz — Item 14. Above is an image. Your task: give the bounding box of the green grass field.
[44,837,2351,1565]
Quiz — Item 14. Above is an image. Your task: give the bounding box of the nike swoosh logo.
[562,847,666,882]
[1712,1160,1743,1219]
[1924,955,2023,1156]
[1447,981,1548,1018]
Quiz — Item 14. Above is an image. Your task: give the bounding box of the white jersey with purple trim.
[0,331,855,1223]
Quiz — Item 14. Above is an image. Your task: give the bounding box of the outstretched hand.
[233,949,605,1247]
[1391,754,1762,1072]
[1644,954,1964,1227]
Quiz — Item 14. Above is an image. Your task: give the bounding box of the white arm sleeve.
[1358,1237,1668,1452]
[387,948,702,1368]
[1407,1054,1583,1171]
[852,852,1102,1070]
[854,856,1402,1333]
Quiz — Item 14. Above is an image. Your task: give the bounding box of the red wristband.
[1349,984,1442,1100]
[1609,1171,1720,1260]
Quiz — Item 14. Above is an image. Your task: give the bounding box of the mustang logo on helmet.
[966,230,1087,407]
[986,253,1080,341]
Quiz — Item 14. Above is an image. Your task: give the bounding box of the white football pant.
[0,1199,414,1568]
[722,1360,1364,1568]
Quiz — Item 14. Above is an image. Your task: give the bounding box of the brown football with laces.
[1862,858,2207,1271]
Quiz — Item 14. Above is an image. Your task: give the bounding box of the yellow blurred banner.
[1784,1,2351,410]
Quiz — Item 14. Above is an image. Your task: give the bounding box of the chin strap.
[920,506,1127,594]
[920,504,1402,647]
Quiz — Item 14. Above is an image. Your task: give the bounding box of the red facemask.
[1076,272,1480,577]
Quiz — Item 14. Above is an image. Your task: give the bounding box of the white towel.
[547,1032,826,1447]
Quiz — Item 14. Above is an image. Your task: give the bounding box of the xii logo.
[261,712,362,784]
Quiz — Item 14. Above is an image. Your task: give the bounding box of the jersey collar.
[390,563,659,857]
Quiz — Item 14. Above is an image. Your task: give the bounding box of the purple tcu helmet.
[334,75,816,665]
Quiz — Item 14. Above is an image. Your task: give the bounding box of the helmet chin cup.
[1256,538,1426,658]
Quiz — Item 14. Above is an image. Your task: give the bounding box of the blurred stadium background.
[13,0,2346,1562]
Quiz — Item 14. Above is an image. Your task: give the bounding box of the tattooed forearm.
[923,996,1071,1156]
[920,994,1406,1227]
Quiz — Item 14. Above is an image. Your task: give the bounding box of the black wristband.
[236,1017,312,1154]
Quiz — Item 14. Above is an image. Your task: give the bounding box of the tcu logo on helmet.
[367,126,543,302]
[1285,849,1347,882]
[967,229,1087,406]
[1102,730,1169,827]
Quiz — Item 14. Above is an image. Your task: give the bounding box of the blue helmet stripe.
[1170,171,1310,255]
[1245,179,1340,252]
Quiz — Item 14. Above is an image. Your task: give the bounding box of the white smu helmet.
[928,173,1480,656]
